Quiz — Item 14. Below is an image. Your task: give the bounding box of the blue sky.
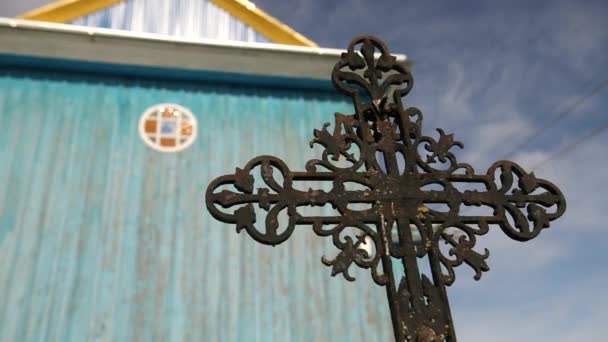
[2,0,608,340]
[251,0,608,340]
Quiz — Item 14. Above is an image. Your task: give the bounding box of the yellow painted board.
[210,0,317,47]
[18,0,124,23]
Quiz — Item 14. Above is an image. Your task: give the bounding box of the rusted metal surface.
[206,36,567,341]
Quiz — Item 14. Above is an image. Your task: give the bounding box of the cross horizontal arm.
[206,155,565,245]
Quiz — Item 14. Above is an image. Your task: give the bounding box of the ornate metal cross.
[206,36,566,341]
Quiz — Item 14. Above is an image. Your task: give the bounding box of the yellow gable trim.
[17,0,124,23]
[17,0,317,47]
[210,0,317,47]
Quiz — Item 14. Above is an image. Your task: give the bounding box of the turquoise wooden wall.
[0,68,395,341]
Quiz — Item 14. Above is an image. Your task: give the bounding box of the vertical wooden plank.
[0,70,396,341]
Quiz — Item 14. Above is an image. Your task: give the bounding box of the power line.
[531,119,608,171]
[500,78,608,161]
[459,121,608,216]
[460,77,608,215]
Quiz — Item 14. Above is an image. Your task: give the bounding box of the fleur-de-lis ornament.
[206,36,566,341]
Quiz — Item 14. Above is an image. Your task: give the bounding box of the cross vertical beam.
[206,36,566,341]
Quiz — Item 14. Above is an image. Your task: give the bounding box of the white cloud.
[535,1,608,74]
[455,273,608,342]
[511,137,608,231]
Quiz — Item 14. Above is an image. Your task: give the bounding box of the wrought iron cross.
[206,36,566,341]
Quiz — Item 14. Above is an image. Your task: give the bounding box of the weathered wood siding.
[0,69,394,341]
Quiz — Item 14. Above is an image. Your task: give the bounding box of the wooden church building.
[0,1,407,340]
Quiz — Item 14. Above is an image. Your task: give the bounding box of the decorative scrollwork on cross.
[205,35,566,342]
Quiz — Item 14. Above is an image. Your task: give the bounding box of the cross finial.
[206,35,566,342]
[332,36,413,115]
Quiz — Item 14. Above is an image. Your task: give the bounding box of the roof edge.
[0,18,408,85]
